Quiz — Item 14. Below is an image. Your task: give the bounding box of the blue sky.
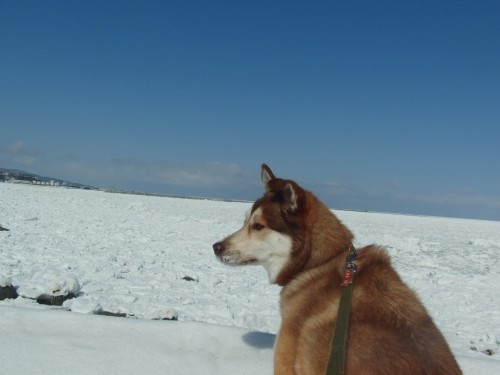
[1,1,499,221]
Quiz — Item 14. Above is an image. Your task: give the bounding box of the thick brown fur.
[214,164,462,375]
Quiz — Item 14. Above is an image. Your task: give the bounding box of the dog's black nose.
[213,242,225,256]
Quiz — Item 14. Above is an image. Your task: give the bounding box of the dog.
[213,164,462,375]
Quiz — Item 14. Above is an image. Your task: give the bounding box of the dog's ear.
[281,182,299,213]
[261,164,302,213]
[261,163,276,192]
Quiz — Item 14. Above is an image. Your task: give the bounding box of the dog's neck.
[274,194,353,286]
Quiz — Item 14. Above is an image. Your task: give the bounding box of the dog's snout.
[213,242,225,256]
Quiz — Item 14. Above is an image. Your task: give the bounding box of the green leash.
[326,244,358,375]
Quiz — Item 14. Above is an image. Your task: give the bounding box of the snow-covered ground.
[1,183,499,374]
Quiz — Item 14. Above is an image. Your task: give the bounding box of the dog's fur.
[213,164,462,375]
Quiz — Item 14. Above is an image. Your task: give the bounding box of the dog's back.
[348,247,461,374]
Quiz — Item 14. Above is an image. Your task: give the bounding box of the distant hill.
[0,168,95,190]
[0,168,244,202]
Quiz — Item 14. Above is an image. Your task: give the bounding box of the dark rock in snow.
[0,224,9,231]
[0,285,18,300]
[160,315,178,321]
[36,293,76,306]
[95,310,128,318]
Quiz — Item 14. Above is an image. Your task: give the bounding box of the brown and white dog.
[213,164,462,375]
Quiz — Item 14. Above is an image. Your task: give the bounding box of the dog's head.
[213,164,307,284]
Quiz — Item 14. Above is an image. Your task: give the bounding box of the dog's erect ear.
[262,164,302,213]
[261,163,276,192]
[281,182,299,213]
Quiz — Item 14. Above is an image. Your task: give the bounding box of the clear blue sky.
[1,1,499,220]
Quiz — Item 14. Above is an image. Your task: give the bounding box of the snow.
[0,305,274,375]
[1,182,499,374]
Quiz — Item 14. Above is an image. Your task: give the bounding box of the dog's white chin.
[262,254,289,284]
[218,254,258,266]
[256,232,293,284]
[219,253,287,284]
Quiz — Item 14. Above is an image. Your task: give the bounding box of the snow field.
[1,183,500,374]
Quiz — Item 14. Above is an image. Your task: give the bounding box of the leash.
[326,244,358,375]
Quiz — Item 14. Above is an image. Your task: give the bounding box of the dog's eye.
[252,223,265,231]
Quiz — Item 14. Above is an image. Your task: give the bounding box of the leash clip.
[341,244,358,287]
